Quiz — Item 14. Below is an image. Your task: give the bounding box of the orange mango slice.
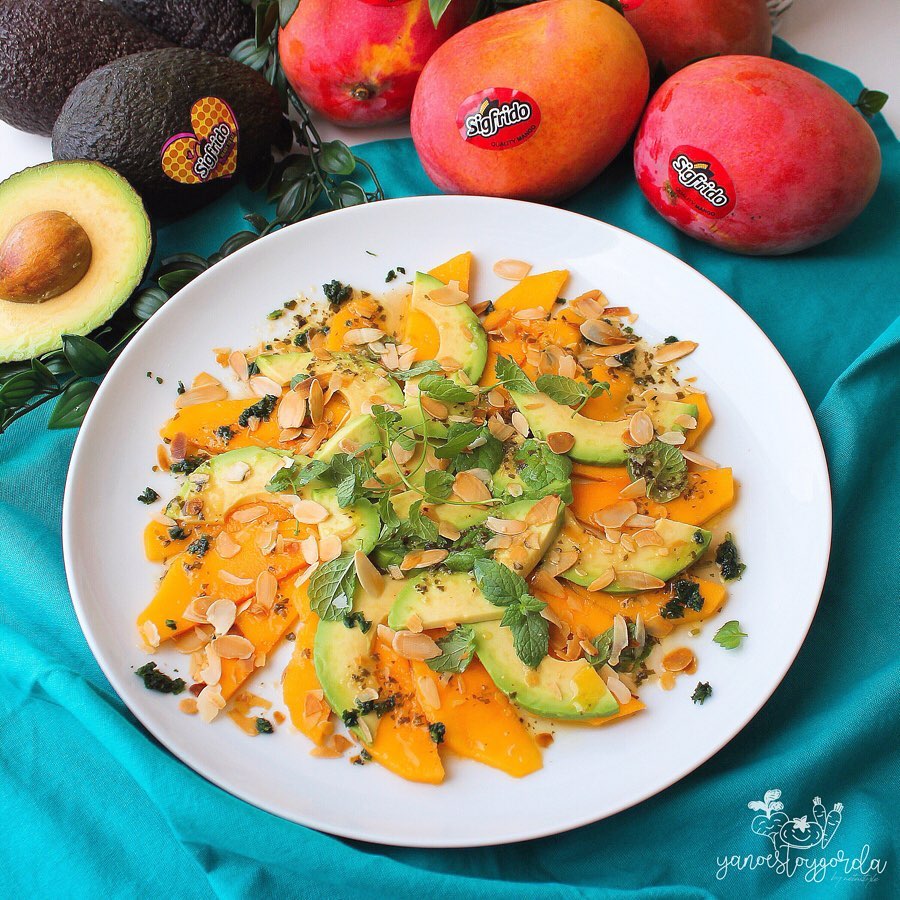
[682,392,713,448]
[428,251,472,294]
[580,365,635,421]
[143,519,209,562]
[366,643,444,784]
[410,659,542,778]
[571,464,630,482]
[160,398,281,454]
[565,695,646,728]
[493,270,568,315]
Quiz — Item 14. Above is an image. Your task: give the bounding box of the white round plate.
[63,196,831,847]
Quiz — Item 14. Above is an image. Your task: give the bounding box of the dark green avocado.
[107,0,253,55]
[52,48,286,215]
[0,0,170,136]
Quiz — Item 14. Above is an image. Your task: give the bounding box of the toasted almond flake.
[493,258,532,281]
[308,378,324,425]
[426,280,469,306]
[171,625,213,654]
[681,448,720,469]
[488,415,515,441]
[212,531,240,560]
[625,513,657,529]
[356,687,379,704]
[620,533,636,553]
[199,644,222,686]
[547,431,575,455]
[344,327,385,345]
[175,383,228,409]
[380,342,400,371]
[388,564,404,581]
[606,671,632,705]
[206,599,237,636]
[486,516,527,535]
[654,340,697,364]
[587,568,615,592]
[294,561,319,587]
[192,372,221,389]
[658,431,686,446]
[278,391,308,429]
[592,500,638,529]
[249,375,283,399]
[468,299,491,316]
[609,615,629,666]
[619,477,647,500]
[391,441,415,465]
[417,675,441,709]
[168,431,188,462]
[229,350,249,382]
[309,744,342,759]
[420,395,449,420]
[663,647,695,673]
[632,528,663,548]
[179,697,199,715]
[392,630,441,661]
[558,354,578,379]
[218,570,254,586]
[141,621,160,650]
[214,634,255,660]
[580,319,619,346]
[511,410,529,438]
[400,548,449,571]
[615,570,666,590]
[674,413,698,429]
[487,390,507,409]
[355,718,373,744]
[354,550,384,597]
[376,624,395,647]
[604,341,640,356]
[438,522,461,541]
[300,535,319,565]
[513,306,547,322]
[220,461,250,484]
[525,495,561,526]
[255,570,278,610]
[197,684,225,723]
[603,526,621,544]
[484,534,513,551]
[297,423,329,455]
[571,291,603,316]
[628,410,655,445]
[317,535,342,562]
[231,504,267,523]
[531,569,566,599]
[405,612,424,634]
[291,499,330,524]
[453,469,492,503]
[183,597,214,624]
[544,548,579,576]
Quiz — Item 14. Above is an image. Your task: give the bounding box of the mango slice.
[681,393,713,449]
[410,659,542,778]
[428,251,472,294]
[493,270,568,315]
[143,519,209,562]
[160,398,282,454]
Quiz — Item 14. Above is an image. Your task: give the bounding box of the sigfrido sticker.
[667,145,736,218]
[457,88,541,151]
[357,0,414,6]
[619,0,647,9]
[161,97,239,185]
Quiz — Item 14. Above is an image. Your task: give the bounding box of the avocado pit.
[0,210,92,304]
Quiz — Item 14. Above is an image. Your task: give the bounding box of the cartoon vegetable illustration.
[748,790,844,864]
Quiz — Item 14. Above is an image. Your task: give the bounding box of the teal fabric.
[1,38,897,898]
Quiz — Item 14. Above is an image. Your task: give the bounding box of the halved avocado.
[408,272,487,383]
[509,389,698,466]
[255,351,404,413]
[473,620,619,719]
[553,514,711,593]
[0,161,151,362]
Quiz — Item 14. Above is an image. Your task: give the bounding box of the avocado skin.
[52,48,285,215]
[107,0,253,56]
[0,0,170,136]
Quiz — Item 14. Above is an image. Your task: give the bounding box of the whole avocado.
[52,48,286,215]
[0,0,170,136]
[107,0,254,55]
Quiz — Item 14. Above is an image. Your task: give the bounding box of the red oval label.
[356,0,413,5]
[620,0,647,9]
[667,145,736,218]
[457,88,541,151]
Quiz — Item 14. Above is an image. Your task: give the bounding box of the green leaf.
[715,533,746,582]
[691,682,713,705]
[157,268,200,294]
[473,558,528,607]
[279,0,299,25]
[336,181,367,207]
[424,469,454,501]
[856,88,888,118]
[62,335,111,377]
[428,0,453,27]
[392,360,443,380]
[48,380,97,429]
[515,440,573,498]
[30,357,56,389]
[535,374,589,407]
[159,252,207,273]
[219,231,258,258]
[266,458,330,493]
[132,286,169,321]
[495,355,536,394]
[408,500,439,543]
[454,430,503,475]
[426,626,476,674]
[319,141,356,176]
[244,213,270,233]
[336,474,359,508]
[626,439,687,503]
[713,620,747,650]
[419,374,475,404]
[377,493,400,530]
[230,37,270,71]
[0,370,42,408]
[503,603,549,669]
[433,422,481,459]
[256,0,279,47]
[308,554,357,620]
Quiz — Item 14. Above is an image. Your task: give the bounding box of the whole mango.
[411,0,649,202]
[279,0,477,126]
[633,56,882,255]
[624,0,771,76]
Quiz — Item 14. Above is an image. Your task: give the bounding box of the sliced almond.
[654,340,697,364]
[609,615,629,666]
[213,531,240,560]
[674,413,698,429]
[592,500,637,529]
[633,528,664,548]
[605,672,632,705]
[182,597,214,624]
[230,504,267,523]
[294,561,319,587]
[662,647,695,672]
[392,630,441,661]
[531,569,565,598]
[214,634,255,660]
[493,258,532,281]
[308,378,324,425]
[485,516,527,536]
[255,570,278,610]
[343,327,385,345]
[619,477,647,500]
[681,448,720,469]
[543,548,579,576]
[547,431,575,455]
[354,551,384,597]
[658,431,686,446]
[511,410,529,438]
[317,534,342,562]
[229,350,249,382]
[141,620,160,650]
[513,306,547,321]
[406,612,424,634]
[628,410,655,446]
[218,570,253,586]
[278,390,308,429]
[249,375,282,398]
[175,383,228,409]
[614,570,666,590]
[488,415,515,441]
[197,684,226,723]
[171,625,214,654]
[417,675,441,709]
[391,441,415,465]
[580,319,620,346]
[587,568,616,592]
[291,499,330,524]
[206,599,237,636]
[420,396,448,421]
[426,280,468,306]
[438,522,461,541]
[625,513,657,528]
[453,470,492,503]
[400,548,449,571]
[525,494,561,526]
[300,534,319,565]
[484,534,513,551]
[558,354,578,379]
[199,643,221,687]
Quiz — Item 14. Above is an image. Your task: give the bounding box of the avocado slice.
[554,514,711,593]
[0,161,151,361]
[313,414,383,464]
[473,620,619,719]
[255,351,404,414]
[314,581,402,744]
[509,389,698,466]
[387,496,565,630]
[409,272,487,383]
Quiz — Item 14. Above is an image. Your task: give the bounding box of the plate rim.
[62,194,832,847]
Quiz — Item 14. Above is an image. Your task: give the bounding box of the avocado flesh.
[0,161,151,362]
[555,515,711,593]
[473,621,619,719]
[314,581,402,745]
[387,496,565,630]
[314,414,383,465]
[409,272,487,383]
[255,351,404,414]
[509,390,698,466]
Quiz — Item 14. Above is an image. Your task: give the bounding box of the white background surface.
[0,2,896,182]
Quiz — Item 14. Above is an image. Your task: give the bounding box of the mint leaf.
[453,430,503,475]
[515,440,573,500]
[715,533,746,581]
[309,554,356,620]
[392,360,443,380]
[408,500,439,543]
[419,374,475,404]
[370,404,402,431]
[713,620,747,650]
[424,469,454,501]
[266,458,329,493]
[495,356,536,394]
[426,626,476,674]
[378,493,399,530]
[336,474,359,508]
[625,439,687,502]
[434,422,482,459]
[474,558,528,607]
[502,602,549,669]
[535,374,589,407]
